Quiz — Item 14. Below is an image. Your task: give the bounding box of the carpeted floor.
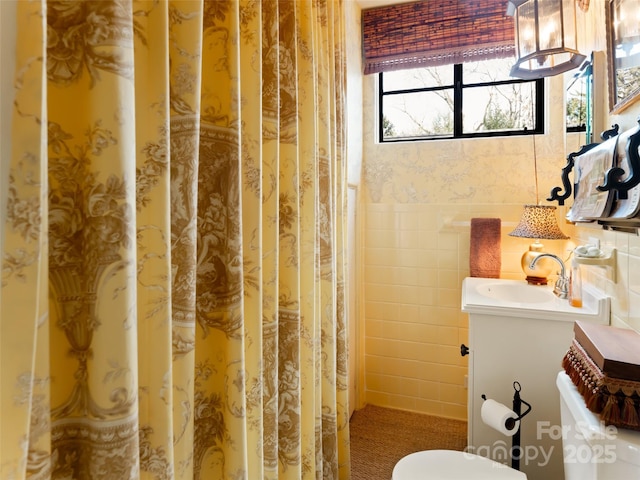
[349,404,468,480]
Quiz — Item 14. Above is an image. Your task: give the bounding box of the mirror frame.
[606,0,640,114]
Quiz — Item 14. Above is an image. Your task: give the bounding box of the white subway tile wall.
[363,203,564,419]
[362,201,640,420]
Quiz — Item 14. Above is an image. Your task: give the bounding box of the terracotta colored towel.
[469,218,501,278]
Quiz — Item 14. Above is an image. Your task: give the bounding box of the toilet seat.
[392,450,527,479]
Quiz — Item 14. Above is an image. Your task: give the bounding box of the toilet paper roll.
[481,399,519,437]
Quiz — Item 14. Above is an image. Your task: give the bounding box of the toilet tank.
[556,371,640,480]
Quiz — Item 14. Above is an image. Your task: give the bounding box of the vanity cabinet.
[461,277,610,480]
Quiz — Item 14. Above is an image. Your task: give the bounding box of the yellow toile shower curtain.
[0,0,350,479]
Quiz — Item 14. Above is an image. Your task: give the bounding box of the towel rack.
[443,219,517,229]
[548,120,640,233]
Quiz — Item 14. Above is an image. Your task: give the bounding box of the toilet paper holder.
[481,381,532,471]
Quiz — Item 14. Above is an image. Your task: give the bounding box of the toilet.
[392,372,640,479]
[392,449,527,479]
[556,370,640,479]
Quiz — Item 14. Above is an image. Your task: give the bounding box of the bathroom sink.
[462,277,610,322]
[475,282,553,304]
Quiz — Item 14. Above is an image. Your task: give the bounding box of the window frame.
[378,64,545,143]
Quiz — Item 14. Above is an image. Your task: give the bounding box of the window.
[379,57,544,142]
[565,62,589,134]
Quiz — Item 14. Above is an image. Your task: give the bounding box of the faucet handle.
[553,275,569,299]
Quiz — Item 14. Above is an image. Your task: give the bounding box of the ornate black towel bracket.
[597,118,640,200]
[547,125,619,205]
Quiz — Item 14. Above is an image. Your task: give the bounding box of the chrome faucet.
[530,253,569,299]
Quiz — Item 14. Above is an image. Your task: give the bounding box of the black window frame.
[378,64,545,143]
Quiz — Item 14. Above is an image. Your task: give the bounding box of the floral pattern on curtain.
[0,0,350,479]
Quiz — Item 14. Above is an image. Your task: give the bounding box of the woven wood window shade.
[363,0,516,75]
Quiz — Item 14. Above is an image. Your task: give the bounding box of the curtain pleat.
[237,1,265,479]
[1,0,349,479]
[133,2,175,478]
[261,0,281,477]
[1,1,50,477]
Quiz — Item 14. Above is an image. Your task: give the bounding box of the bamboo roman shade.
[362,0,516,74]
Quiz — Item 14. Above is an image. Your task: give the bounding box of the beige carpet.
[349,404,467,480]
